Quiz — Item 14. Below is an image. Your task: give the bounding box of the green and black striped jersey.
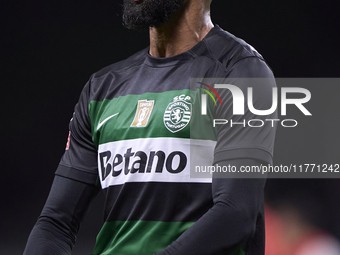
[57,25,277,254]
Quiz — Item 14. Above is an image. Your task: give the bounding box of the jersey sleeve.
[213,57,278,165]
[56,78,98,185]
[156,159,266,255]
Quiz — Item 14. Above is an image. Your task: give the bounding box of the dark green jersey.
[57,25,276,254]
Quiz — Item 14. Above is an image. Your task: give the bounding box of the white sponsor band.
[98,137,215,188]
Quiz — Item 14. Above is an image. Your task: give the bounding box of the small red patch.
[66,131,71,150]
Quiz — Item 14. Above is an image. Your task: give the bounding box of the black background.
[1,0,340,254]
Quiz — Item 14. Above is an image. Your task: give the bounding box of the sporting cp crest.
[131,100,155,127]
[163,96,191,133]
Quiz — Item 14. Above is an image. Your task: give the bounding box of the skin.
[149,0,214,58]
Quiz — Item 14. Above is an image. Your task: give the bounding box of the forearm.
[24,175,99,255]
[157,159,266,255]
[157,201,256,255]
[24,221,73,255]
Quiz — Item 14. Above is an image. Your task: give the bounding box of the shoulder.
[204,25,272,76]
[82,47,148,98]
[92,47,148,79]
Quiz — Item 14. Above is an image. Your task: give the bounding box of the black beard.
[122,0,186,31]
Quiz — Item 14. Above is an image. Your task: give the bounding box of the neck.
[149,0,213,58]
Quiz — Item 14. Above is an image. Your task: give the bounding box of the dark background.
[1,0,340,254]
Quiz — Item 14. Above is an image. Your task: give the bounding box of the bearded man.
[24,0,277,254]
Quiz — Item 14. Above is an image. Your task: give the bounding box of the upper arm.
[214,57,278,166]
[57,79,99,185]
[24,79,100,254]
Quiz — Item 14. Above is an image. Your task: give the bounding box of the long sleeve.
[156,158,266,255]
[23,175,99,255]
